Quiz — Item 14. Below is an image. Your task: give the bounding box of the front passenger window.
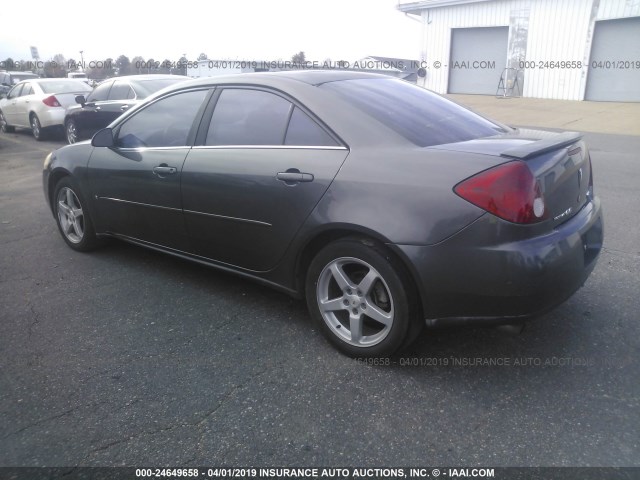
[116,89,208,148]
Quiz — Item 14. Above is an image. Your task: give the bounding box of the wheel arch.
[294,224,427,319]
[47,168,72,214]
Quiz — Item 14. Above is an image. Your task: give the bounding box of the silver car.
[0,79,92,140]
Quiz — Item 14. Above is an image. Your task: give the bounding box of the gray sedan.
[42,71,603,356]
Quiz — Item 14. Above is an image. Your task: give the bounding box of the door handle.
[276,170,314,184]
[120,105,130,111]
[153,165,177,176]
[95,106,101,111]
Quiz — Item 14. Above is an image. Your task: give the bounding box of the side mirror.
[91,128,114,147]
[75,95,86,106]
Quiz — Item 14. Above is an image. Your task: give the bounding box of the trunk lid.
[432,129,592,228]
[52,92,87,109]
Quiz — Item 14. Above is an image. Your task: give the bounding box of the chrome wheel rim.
[0,111,6,131]
[57,187,84,243]
[66,122,77,144]
[31,116,40,139]
[316,257,394,347]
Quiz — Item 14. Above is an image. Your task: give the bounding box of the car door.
[88,88,211,250]
[77,80,113,137]
[100,80,137,123]
[2,83,23,125]
[181,87,349,272]
[13,82,35,127]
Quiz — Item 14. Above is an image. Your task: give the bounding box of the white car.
[0,79,92,140]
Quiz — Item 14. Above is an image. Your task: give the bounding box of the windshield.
[320,78,507,147]
[131,78,186,98]
[40,80,93,94]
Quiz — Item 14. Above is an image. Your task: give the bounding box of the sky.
[0,0,422,65]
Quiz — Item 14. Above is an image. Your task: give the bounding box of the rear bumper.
[394,197,603,326]
[38,108,65,128]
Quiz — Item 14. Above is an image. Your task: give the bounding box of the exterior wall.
[410,0,640,100]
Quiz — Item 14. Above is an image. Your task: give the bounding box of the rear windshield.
[320,78,506,147]
[131,79,186,98]
[40,80,92,94]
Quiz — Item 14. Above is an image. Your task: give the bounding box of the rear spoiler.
[500,131,583,160]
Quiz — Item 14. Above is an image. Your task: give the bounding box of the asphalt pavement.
[0,126,638,468]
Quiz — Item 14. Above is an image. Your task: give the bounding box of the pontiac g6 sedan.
[43,71,603,356]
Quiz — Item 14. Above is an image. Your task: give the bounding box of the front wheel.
[306,238,419,357]
[53,177,102,251]
[0,110,15,133]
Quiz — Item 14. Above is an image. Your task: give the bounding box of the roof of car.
[182,70,391,88]
[100,74,188,83]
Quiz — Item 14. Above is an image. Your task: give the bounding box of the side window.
[86,81,112,103]
[8,84,23,99]
[21,83,34,96]
[285,107,338,146]
[109,82,133,100]
[116,89,208,148]
[206,89,292,146]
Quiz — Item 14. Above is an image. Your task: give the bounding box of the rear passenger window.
[87,81,112,102]
[109,82,133,100]
[285,107,337,146]
[206,89,292,146]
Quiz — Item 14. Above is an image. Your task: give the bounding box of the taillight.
[42,95,61,107]
[454,161,546,224]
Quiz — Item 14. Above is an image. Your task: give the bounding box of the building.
[398,0,640,101]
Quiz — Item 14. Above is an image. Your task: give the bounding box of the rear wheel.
[0,110,15,133]
[306,238,420,357]
[31,113,47,141]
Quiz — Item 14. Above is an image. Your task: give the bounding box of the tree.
[160,59,172,74]
[131,56,145,74]
[291,51,306,63]
[197,53,208,61]
[177,56,188,76]
[116,55,131,75]
[3,58,15,71]
[146,58,156,74]
[50,54,67,77]
[103,58,116,77]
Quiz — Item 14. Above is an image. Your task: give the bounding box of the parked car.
[43,71,603,356]
[64,74,188,144]
[0,71,39,97]
[0,79,92,140]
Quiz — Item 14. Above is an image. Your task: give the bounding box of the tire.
[53,177,102,252]
[65,119,79,144]
[31,113,47,141]
[305,238,420,357]
[0,110,15,133]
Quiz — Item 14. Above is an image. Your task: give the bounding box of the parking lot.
[0,126,638,467]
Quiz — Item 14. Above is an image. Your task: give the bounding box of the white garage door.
[448,26,508,95]
[585,17,640,102]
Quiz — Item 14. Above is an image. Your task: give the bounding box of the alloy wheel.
[316,257,394,347]
[56,187,84,244]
